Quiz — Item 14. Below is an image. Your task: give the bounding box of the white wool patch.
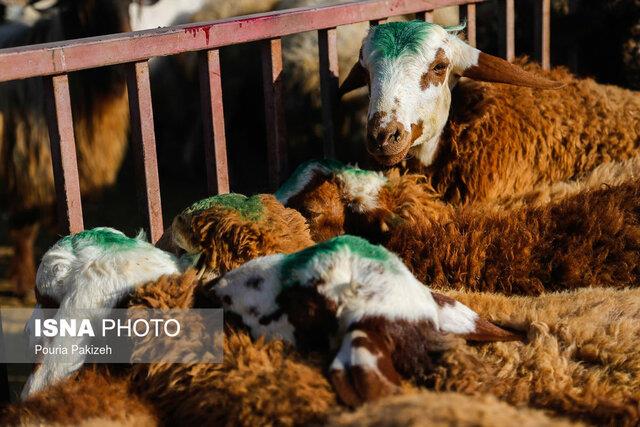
[22,228,181,399]
[335,170,388,213]
[212,254,296,344]
[275,160,338,204]
[436,300,478,335]
[129,0,206,31]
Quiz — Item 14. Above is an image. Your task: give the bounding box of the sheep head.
[341,21,563,167]
[277,159,452,243]
[205,235,520,406]
[24,227,180,399]
[171,193,313,277]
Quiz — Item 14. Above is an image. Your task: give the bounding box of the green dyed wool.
[59,227,142,252]
[182,193,264,221]
[280,235,392,288]
[370,20,433,60]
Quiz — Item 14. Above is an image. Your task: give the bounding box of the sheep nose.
[366,119,408,155]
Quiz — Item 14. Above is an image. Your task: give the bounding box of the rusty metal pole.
[199,49,230,195]
[126,60,164,243]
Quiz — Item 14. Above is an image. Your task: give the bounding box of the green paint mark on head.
[280,235,392,288]
[275,159,347,202]
[182,193,264,222]
[275,159,380,203]
[59,227,143,252]
[370,20,433,61]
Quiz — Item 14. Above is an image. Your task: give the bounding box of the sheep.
[205,235,520,406]
[0,0,136,299]
[279,159,640,295]
[165,192,314,276]
[340,20,640,204]
[7,281,636,425]
[22,227,180,399]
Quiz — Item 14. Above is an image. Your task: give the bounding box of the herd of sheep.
[2,0,640,426]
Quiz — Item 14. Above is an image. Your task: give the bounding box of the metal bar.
[199,49,230,194]
[416,10,435,22]
[126,61,163,243]
[506,0,515,61]
[466,3,476,47]
[43,74,84,234]
[0,0,487,82]
[318,27,339,159]
[540,0,550,69]
[261,38,287,189]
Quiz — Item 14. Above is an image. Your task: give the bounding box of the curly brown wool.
[408,61,640,204]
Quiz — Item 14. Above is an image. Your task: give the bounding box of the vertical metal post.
[467,3,477,47]
[506,0,515,61]
[199,49,230,195]
[126,60,164,243]
[261,38,287,189]
[43,74,84,235]
[534,0,551,69]
[318,27,339,159]
[499,0,516,61]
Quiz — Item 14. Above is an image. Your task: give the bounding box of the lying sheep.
[22,227,180,398]
[341,20,640,204]
[166,193,314,275]
[0,0,136,299]
[21,192,313,399]
[280,159,640,295]
[206,235,520,406]
[8,281,635,425]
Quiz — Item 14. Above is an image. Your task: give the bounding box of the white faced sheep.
[205,234,520,406]
[0,0,152,299]
[341,20,640,203]
[22,227,180,398]
[279,159,640,295]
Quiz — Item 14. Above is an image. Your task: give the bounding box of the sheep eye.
[245,276,264,290]
[433,62,448,73]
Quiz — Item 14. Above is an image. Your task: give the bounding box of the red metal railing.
[0,0,552,400]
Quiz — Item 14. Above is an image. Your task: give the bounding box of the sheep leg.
[8,220,39,300]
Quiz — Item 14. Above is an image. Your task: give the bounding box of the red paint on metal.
[0,0,486,82]
[43,74,84,234]
[185,24,213,44]
[199,49,230,195]
[126,61,164,243]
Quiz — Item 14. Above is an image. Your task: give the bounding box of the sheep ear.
[461,51,564,89]
[431,292,522,342]
[329,322,401,406]
[339,61,369,97]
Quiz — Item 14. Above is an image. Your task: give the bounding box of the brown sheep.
[279,160,640,295]
[161,193,314,276]
[341,21,640,205]
[0,0,136,299]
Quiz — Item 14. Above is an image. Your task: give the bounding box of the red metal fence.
[0,0,551,401]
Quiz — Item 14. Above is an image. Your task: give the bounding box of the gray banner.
[0,308,223,364]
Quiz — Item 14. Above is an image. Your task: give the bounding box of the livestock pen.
[0,0,553,402]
